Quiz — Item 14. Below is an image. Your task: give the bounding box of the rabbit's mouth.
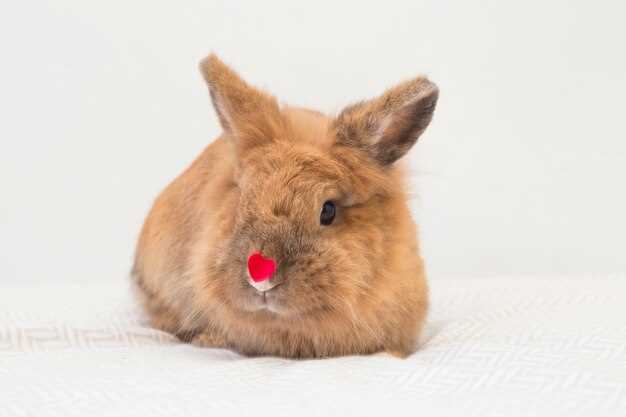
[239,281,288,315]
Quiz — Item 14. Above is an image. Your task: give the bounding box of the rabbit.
[132,54,438,358]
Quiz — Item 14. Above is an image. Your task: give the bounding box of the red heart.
[247,252,277,283]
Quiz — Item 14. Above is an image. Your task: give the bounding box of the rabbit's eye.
[320,201,336,226]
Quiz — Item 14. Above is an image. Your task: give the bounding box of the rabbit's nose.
[247,251,276,284]
[249,277,282,292]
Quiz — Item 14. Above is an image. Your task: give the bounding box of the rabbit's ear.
[199,54,283,151]
[333,77,438,165]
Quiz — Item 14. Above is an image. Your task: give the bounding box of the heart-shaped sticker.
[247,252,277,283]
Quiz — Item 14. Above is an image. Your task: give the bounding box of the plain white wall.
[1,1,625,283]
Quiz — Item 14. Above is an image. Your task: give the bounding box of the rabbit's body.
[133,55,438,358]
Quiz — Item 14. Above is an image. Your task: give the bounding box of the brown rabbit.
[132,54,438,358]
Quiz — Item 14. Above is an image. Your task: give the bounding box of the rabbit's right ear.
[199,54,283,152]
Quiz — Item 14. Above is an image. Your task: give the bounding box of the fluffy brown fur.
[132,54,439,358]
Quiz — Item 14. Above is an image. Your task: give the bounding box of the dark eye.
[320,201,336,226]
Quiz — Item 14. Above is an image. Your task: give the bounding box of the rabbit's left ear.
[333,77,438,165]
[199,54,283,152]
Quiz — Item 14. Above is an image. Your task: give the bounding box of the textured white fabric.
[1,276,625,417]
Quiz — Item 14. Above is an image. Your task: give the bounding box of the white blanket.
[2,276,625,417]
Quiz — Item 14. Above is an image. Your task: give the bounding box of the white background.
[1,1,624,284]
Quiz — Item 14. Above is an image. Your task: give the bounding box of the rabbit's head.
[199,55,437,321]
